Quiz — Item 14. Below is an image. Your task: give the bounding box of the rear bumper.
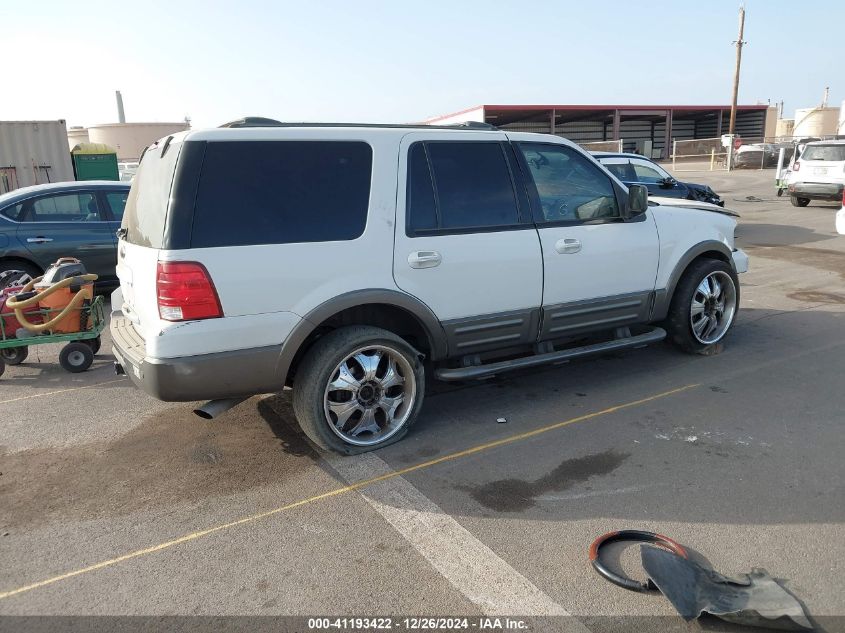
[111,314,283,401]
[788,182,844,200]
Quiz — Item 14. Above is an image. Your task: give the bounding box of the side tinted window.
[602,161,636,182]
[519,144,619,222]
[1,203,23,221]
[21,193,102,222]
[407,143,438,232]
[631,160,666,183]
[191,141,372,248]
[425,142,519,231]
[105,191,129,221]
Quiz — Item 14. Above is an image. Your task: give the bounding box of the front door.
[13,190,116,279]
[393,132,543,355]
[512,140,660,339]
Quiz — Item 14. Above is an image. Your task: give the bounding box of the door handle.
[27,237,53,243]
[408,251,442,269]
[555,238,582,254]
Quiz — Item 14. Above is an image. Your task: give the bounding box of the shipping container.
[0,120,75,193]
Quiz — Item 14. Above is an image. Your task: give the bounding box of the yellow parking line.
[0,378,128,405]
[0,383,698,601]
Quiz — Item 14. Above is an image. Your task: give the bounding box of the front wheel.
[790,196,810,207]
[666,259,739,355]
[292,326,425,454]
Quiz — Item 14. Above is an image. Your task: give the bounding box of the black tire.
[666,258,739,355]
[0,358,5,378]
[292,325,425,454]
[59,342,94,373]
[790,196,810,207]
[81,336,102,355]
[0,346,28,365]
[0,261,40,290]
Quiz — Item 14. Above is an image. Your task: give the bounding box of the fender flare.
[274,289,448,383]
[652,240,735,321]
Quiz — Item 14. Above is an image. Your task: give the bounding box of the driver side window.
[518,144,619,223]
[631,160,667,184]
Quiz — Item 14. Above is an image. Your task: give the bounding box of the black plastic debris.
[640,545,812,631]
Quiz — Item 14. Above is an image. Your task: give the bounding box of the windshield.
[801,144,845,162]
[121,140,181,247]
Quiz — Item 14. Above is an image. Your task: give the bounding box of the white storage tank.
[793,107,839,137]
[85,122,189,161]
[839,100,845,134]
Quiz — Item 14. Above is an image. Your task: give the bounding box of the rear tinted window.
[801,144,845,162]
[122,140,181,247]
[191,141,372,248]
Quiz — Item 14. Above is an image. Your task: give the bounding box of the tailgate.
[116,134,185,342]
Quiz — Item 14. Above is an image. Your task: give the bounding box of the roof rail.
[218,117,285,128]
[216,117,499,131]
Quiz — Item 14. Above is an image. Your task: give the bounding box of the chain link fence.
[670,134,844,172]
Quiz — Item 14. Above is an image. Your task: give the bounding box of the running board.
[434,326,666,381]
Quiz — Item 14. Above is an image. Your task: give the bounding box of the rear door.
[512,139,659,339]
[13,190,116,278]
[393,132,543,354]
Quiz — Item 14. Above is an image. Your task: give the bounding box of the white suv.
[111,119,748,454]
[786,139,845,207]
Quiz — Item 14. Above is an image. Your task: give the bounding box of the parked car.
[733,143,785,169]
[593,152,724,206]
[786,140,845,207]
[111,122,748,454]
[0,181,129,287]
[836,188,845,235]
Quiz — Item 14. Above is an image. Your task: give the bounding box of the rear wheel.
[292,326,425,454]
[666,259,739,355]
[59,342,94,373]
[790,196,810,207]
[80,336,101,355]
[0,346,28,365]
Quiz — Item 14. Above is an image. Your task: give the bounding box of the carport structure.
[426,104,771,159]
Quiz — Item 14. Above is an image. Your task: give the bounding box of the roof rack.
[217,118,498,131]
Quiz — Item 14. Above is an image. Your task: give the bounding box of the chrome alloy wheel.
[323,344,417,446]
[690,270,737,344]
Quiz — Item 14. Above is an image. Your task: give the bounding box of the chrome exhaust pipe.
[193,397,247,420]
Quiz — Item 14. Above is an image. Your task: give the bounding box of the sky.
[1,0,842,129]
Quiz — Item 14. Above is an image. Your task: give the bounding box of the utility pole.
[728,5,746,134]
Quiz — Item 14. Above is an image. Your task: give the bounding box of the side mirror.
[625,184,649,218]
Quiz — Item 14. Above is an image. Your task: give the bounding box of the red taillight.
[793,161,800,172]
[156,261,222,321]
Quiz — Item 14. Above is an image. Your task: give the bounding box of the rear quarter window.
[190,141,373,248]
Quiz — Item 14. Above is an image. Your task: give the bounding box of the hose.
[6,273,98,334]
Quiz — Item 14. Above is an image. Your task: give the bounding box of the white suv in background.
[112,119,748,454]
[786,139,845,207]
